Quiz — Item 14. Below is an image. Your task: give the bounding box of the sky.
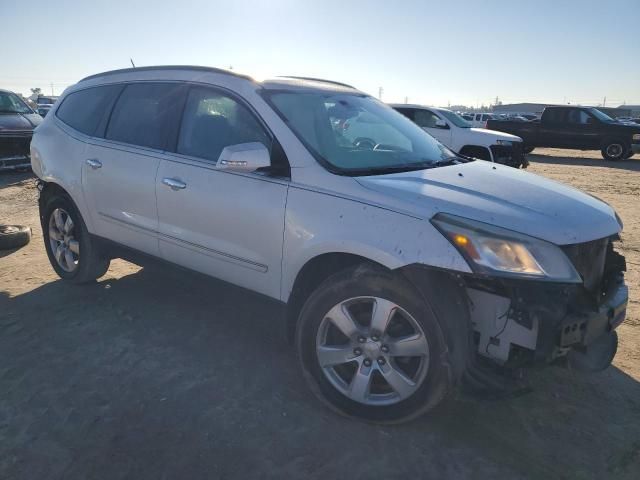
[2,0,638,108]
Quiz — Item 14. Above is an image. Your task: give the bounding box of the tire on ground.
[601,139,629,161]
[296,264,455,424]
[40,192,110,283]
[0,225,31,250]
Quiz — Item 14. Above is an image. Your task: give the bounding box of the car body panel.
[156,155,288,299]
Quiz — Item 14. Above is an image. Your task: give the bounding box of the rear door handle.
[162,177,187,190]
[86,158,102,169]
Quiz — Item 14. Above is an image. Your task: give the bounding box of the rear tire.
[296,264,453,424]
[41,192,110,283]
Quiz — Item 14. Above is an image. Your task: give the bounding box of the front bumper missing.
[490,143,528,169]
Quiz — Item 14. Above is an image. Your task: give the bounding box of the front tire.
[601,140,628,161]
[296,265,453,423]
[41,192,110,283]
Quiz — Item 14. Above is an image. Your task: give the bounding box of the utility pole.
[50,83,54,96]
[404,96,408,104]
[603,96,606,107]
[378,87,384,100]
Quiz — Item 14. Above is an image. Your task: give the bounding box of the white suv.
[390,105,527,168]
[31,66,628,423]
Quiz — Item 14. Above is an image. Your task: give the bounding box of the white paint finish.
[81,140,161,256]
[156,157,288,299]
[356,160,620,245]
[389,104,522,159]
[32,67,622,309]
[281,183,471,301]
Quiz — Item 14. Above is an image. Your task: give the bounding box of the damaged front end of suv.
[431,213,628,383]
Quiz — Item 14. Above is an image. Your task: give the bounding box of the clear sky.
[2,0,638,108]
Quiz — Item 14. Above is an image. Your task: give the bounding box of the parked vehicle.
[487,106,640,159]
[0,88,42,171]
[35,95,58,117]
[391,104,527,168]
[468,112,497,128]
[31,66,628,423]
[461,114,474,121]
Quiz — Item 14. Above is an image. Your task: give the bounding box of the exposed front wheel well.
[285,253,385,343]
[459,145,492,161]
[38,181,72,216]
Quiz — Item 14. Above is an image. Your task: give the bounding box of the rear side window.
[106,83,183,150]
[177,86,270,162]
[56,85,121,136]
[544,109,566,123]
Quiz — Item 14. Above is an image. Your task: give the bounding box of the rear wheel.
[523,145,535,154]
[601,140,628,161]
[41,193,110,283]
[296,265,452,423]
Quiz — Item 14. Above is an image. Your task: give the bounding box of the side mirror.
[216,142,270,173]
[435,119,449,129]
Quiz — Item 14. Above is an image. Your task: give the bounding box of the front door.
[155,85,288,299]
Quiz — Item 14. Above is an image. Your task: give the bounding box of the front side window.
[56,85,121,136]
[0,91,32,114]
[177,87,270,162]
[439,110,472,128]
[567,109,592,125]
[414,110,440,128]
[106,83,182,150]
[265,91,456,175]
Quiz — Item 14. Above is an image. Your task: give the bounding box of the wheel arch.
[459,144,492,161]
[284,252,388,344]
[38,180,94,233]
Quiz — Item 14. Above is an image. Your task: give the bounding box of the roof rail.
[277,76,355,89]
[79,65,254,83]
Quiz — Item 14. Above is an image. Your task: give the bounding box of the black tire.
[601,140,628,161]
[625,151,634,159]
[40,192,110,283]
[296,264,453,424]
[0,225,31,250]
[523,146,535,154]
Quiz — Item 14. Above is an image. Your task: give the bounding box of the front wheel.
[41,192,110,283]
[296,265,453,423]
[601,141,628,161]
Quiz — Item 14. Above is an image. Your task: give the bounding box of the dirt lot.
[1,149,639,480]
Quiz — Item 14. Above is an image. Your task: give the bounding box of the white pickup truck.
[391,105,527,168]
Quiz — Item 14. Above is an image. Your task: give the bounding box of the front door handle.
[86,158,102,169]
[162,177,187,191]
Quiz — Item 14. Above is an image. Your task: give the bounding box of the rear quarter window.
[56,85,122,136]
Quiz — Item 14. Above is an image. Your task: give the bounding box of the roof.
[78,65,359,94]
[80,65,254,83]
[388,103,450,112]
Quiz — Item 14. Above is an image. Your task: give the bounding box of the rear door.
[82,82,185,255]
[539,108,569,147]
[155,85,288,299]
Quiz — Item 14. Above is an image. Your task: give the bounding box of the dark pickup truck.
[487,106,640,161]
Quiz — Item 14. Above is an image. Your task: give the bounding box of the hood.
[469,127,522,142]
[356,160,620,245]
[0,113,42,132]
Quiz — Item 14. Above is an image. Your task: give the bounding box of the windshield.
[0,92,32,114]
[589,108,614,122]
[439,109,472,128]
[265,91,457,175]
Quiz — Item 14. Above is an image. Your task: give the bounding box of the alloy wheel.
[48,207,79,272]
[316,296,429,406]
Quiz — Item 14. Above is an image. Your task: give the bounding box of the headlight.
[495,140,514,146]
[431,213,581,282]
[632,133,640,141]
